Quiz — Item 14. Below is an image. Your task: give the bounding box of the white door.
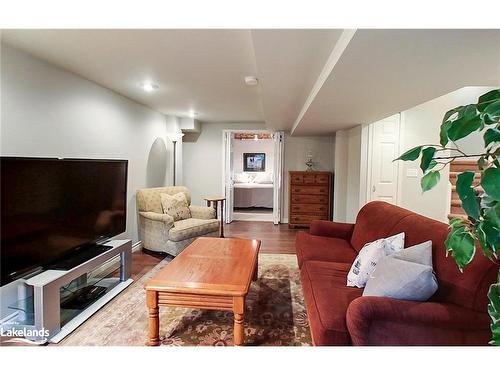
[223,131,234,223]
[369,114,401,204]
[272,131,284,224]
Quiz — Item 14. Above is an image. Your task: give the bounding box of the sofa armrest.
[139,211,174,225]
[189,205,216,220]
[309,220,355,240]
[346,296,491,345]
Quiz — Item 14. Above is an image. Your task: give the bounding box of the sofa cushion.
[347,232,405,288]
[300,260,363,345]
[388,213,499,311]
[161,192,191,221]
[296,231,357,268]
[350,201,413,252]
[363,241,438,301]
[169,218,219,242]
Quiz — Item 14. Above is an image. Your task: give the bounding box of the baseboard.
[132,241,142,253]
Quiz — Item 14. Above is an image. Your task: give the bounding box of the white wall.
[1,44,173,244]
[182,123,266,206]
[333,126,362,223]
[283,133,335,222]
[182,123,335,221]
[233,138,275,176]
[399,86,495,222]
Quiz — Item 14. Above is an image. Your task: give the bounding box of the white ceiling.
[293,29,500,135]
[1,29,264,122]
[251,29,342,130]
[2,29,500,134]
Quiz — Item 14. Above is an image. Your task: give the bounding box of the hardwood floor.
[132,221,303,280]
[224,221,301,254]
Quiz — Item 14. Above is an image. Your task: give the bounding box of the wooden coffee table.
[145,237,261,346]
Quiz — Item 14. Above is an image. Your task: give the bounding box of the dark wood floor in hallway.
[131,221,303,280]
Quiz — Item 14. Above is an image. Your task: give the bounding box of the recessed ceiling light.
[244,76,259,86]
[141,82,159,92]
[188,111,198,118]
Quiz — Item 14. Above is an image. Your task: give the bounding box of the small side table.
[203,197,226,238]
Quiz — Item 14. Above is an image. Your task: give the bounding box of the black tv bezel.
[0,156,129,283]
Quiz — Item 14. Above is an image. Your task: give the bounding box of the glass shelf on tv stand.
[8,296,35,326]
[6,254,122,328]
[59,255,122,326]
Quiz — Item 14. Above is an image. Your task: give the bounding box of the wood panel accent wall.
[288,171,333,228]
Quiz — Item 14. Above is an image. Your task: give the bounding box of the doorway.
[365,113,402,204]
[222,130,284,224]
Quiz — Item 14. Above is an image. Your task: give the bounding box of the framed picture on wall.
[243,153,266,172]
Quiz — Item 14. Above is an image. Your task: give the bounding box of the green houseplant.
[395,89,500,345]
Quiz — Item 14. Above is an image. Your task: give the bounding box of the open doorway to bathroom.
[222,130,284,224]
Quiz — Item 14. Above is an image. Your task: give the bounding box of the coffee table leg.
[233,296,245,346]
[252,256,258,281]
[147,290,160,346]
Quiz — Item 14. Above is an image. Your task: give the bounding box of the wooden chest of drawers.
[288,171,332,228]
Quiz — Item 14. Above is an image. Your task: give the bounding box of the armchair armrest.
[346,296,491,345]
[309,220,354,240]
[139,211,174,225]
[190,205,216,220]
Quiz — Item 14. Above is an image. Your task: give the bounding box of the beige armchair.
[136,186,219,256]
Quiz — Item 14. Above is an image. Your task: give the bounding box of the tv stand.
[3,239,132,343]
[50,244,113,270]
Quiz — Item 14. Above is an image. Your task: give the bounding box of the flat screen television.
[1,157,128,286]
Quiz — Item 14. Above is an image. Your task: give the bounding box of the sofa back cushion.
[350,201,413,252]
[352,201,499,312]
[137,186,191,213]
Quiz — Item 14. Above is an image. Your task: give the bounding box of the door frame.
[221,129,284,224]
[361,113,404,207]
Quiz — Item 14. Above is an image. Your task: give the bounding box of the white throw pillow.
[160,192,191,221]
[253,172,273,184]
[346,232,405,288]
[233,173,251,183]
[363,240,438,301]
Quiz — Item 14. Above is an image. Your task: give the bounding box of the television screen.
[0,157,128,286]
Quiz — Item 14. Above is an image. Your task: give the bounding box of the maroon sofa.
[297,201,498,345]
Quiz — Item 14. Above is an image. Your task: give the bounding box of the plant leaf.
[395,146,422,161]
[456,171,481,220]
[482,220,500,259]
[420,147,437,173]
[481,167,500,201]
[484,128,500,148]
[444,225,475,271]
[484,100,500,122]
[477,89,500,112]
[487,275,500,346]
[440,121,452,146]
[478,156,486,170]
[421,171,440,192]
[475,222,494,260]
[442,106,464,124]
[447,113,483,142]
[483,202,500,258]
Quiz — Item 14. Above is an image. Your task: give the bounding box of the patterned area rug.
[60,253,312,346]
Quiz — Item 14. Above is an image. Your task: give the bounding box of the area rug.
[60,253,312,346]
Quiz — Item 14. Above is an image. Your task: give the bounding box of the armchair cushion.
[169,218,219,242]
[189,205,216,220]
[296,231,357,268]
[160,192,191,221]
[139,211,174,225]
